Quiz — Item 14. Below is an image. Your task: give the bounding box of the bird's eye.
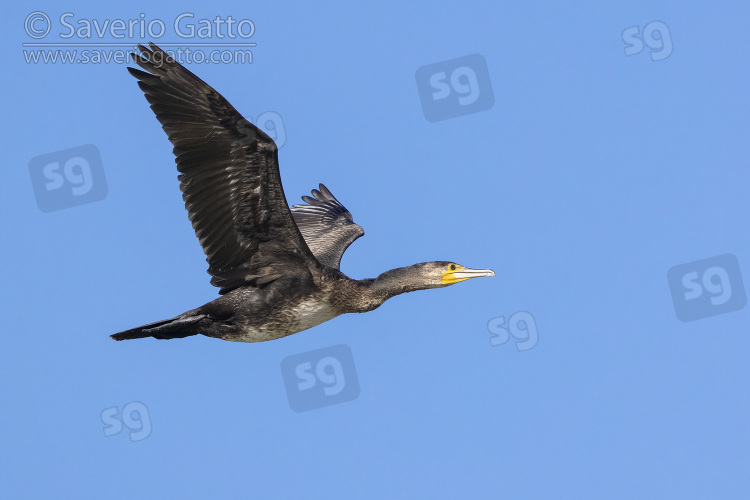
[450,264,456,271]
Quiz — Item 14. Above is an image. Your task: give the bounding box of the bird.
[111,43,494,343]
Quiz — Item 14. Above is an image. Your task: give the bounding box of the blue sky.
[2,1,749,498]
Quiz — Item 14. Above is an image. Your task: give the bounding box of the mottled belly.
[225,300,339,343]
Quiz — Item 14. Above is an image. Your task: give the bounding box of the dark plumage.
[111,43,494,343]
[291,184,364,269]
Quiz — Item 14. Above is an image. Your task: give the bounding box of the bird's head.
[374,261,495,293]
[435,261,495,286]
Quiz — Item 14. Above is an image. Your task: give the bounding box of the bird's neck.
[373,266,433,297]
[342,266,432,313]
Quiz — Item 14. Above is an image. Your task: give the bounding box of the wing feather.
[128,43,318,293]
[291,184,364,269]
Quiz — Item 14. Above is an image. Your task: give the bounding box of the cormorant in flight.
[112,43,494,343]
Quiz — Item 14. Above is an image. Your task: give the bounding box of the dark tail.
[111,315,206,341]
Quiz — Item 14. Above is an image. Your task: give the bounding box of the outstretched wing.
[291,184,364,270]
[128,43,318,293]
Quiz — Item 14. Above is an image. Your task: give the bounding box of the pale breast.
[228,299,339,343]
[287,300,339,332]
